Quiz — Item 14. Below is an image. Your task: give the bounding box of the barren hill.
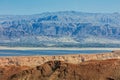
[0,51,120,80]
[1,59,120,80]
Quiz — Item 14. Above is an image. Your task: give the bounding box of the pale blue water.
[0,50,112,56]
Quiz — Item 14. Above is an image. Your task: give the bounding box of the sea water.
[0,49,112,56]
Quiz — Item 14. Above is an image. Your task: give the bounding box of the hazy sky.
[0,0,120,15]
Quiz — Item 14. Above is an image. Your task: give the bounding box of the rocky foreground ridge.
[0,51,120,80]
[7,59,120,80]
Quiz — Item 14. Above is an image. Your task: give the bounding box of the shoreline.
[0,50,120,67]
[0,46,120,50]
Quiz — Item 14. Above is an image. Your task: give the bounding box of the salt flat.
[0,46,120,50]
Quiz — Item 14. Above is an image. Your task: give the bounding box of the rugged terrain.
[0,51,120,80]
[7,59,120,80]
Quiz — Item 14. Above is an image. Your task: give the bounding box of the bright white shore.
[0,46,120,51]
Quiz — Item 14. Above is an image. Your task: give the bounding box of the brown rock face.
[0,66,30,80]
[5,59,120,80]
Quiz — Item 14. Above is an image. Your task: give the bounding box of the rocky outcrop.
[5,59,120,80]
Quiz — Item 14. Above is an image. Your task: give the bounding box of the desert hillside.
[9,59,120,80]
[1,59,120,80]
[0,51,120,80]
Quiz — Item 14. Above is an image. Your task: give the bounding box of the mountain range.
[0,11,120,47]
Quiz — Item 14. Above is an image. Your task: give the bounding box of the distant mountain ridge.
[0,11,120,47]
